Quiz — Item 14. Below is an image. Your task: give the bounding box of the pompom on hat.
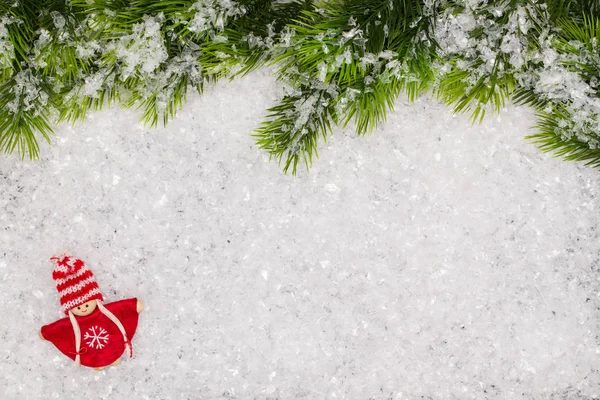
[51,255,104,314]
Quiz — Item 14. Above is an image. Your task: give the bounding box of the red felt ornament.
[40,255,143,370]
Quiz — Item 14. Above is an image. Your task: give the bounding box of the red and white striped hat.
[50,255,104,314]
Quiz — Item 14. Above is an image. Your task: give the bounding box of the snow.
[81,72,106,99]
[432,1,544,104]
[108,15,169,79]
[0,16,16,70]
[50,11,66,30]
[1,69,600,399]
[5,69,48,115]
[187,0,246,33]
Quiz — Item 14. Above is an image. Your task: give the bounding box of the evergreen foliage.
[0,0,599,173]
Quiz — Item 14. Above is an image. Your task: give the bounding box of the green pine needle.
[0,77,53,160]
[527,110,600,168]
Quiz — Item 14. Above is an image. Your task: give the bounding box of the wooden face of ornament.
[70,299,98,316]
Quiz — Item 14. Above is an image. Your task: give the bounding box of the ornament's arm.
[137,300,144,313]
[39,330,45,340]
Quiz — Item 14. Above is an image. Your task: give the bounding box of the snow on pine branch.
[5,69,48,117]
[0,15,17,72]
[187,0,247,33]
[432,0,545,87]
[533,45,600,148]
[2,0,600,169]
[106,15,169,79]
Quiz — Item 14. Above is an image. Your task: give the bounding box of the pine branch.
[255,0,433,173]
[124,71,191,127]
[544,0,600,21]
[254,82,336,174]
[199,0,313,80]
[0,72,53,159]
[432,1,545,122]
[58,69,120,123]
[1,0,600,174]
[58,0,310,128]
[131,0,313,127]
[0,1,37,68]
[0,1,68,159]
[341,19,436,132]
[518,12,600,166]
[527,107,600,168]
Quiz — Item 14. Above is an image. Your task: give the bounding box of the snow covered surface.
[1,69,599,399]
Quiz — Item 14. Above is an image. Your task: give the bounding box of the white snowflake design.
[84,325,110,349]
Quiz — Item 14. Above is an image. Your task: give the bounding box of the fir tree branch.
[519,12,600,166]
[254,83,336,174]
[0,72,53,159]
[199,0,313,80]
[255,0,433,173]
[527,107,600,168]
[0,1,65,159]
[544,0,600,21]
[432,0,544,123]
[1,0,600,174]
[59,0,311,128]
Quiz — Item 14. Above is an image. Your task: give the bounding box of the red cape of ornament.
[41,298,139,368]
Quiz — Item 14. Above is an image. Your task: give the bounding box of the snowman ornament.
[40,255,143,370]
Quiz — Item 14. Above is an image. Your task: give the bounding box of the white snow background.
[1,69,599,399]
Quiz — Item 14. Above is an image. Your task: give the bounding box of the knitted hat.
[51,255,104,314]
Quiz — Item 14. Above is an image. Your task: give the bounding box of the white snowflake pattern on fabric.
[84,326,110,349]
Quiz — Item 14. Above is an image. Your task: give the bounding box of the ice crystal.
[279,26,296,48]
[520,22,600,150]
[81,71,106,98]
[5,70,48,116]
[75,40,101,59]
[50,11,65,30]
[187,0,246,34]
[0,16,17,70]
[433,1,543,77]
[107,15,168,79]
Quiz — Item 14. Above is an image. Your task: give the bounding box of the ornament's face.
[70,300,97,316]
